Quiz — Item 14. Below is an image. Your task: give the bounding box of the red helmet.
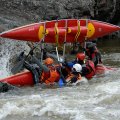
[76,53,85,61]
[44,57,54,65]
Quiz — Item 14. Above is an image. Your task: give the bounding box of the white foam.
[95,81,120,94]
[0,102,19,120]
[0,52,10,79]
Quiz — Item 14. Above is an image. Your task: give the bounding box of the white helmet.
[72,64,82,73]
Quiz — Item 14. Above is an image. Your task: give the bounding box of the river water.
[0,38,120,120]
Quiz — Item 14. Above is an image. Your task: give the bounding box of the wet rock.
[0,82,14,92]
[0,0,119,24]
[94,0,120,24]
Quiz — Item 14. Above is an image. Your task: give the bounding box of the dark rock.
[0,0,119,25]
[0,82,15,92]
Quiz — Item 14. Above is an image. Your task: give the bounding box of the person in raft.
[40,57,60,85]
[66,64,82,85]
[65,52,96,79]
[85,42,102,66]
[19,51,60,85]
[76,53,95,79]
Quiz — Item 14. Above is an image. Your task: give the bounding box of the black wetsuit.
[24,62,42,84]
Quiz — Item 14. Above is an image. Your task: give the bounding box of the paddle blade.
[11,59,25,74]
[58,78,64,87]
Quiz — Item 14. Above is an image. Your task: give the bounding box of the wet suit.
[24,61,42,84]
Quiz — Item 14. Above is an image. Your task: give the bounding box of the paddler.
[27,56,62,85]
[66,64,82,85]
[40,57,60,85]
[16,50,60,85]
[85,42,102,66]
[64,52,95,79]
[76,53,95,79]
[23,57,61,85]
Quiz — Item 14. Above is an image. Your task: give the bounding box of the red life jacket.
[85,60,95,79]
[86,46,102,66]
[86,46,98,59]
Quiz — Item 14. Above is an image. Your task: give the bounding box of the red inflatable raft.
[0,64,113,87]
[0,19,120,43]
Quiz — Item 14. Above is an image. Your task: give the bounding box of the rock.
[0,0,119,24]
[0,82,14,92]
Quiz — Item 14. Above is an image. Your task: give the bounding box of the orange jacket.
[66,73,82,83]
[41,65,60,85]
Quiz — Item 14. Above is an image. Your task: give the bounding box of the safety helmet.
[76,53,85,61]
[44,57,54,65]
[72,64,82,73]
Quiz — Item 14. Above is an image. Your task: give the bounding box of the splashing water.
[0,51,10,78]
[0,38,29,78]
[0,39,11,78]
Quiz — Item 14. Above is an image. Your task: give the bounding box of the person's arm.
[66,74,73,83]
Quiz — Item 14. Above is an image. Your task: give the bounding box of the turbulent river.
[0,38,120,120]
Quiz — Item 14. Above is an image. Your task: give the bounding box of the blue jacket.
[67,60,77,68]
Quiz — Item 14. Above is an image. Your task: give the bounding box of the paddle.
[55,47,66,86]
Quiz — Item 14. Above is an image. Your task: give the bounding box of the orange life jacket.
[66,73,82,83]
[41,65,60,84]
